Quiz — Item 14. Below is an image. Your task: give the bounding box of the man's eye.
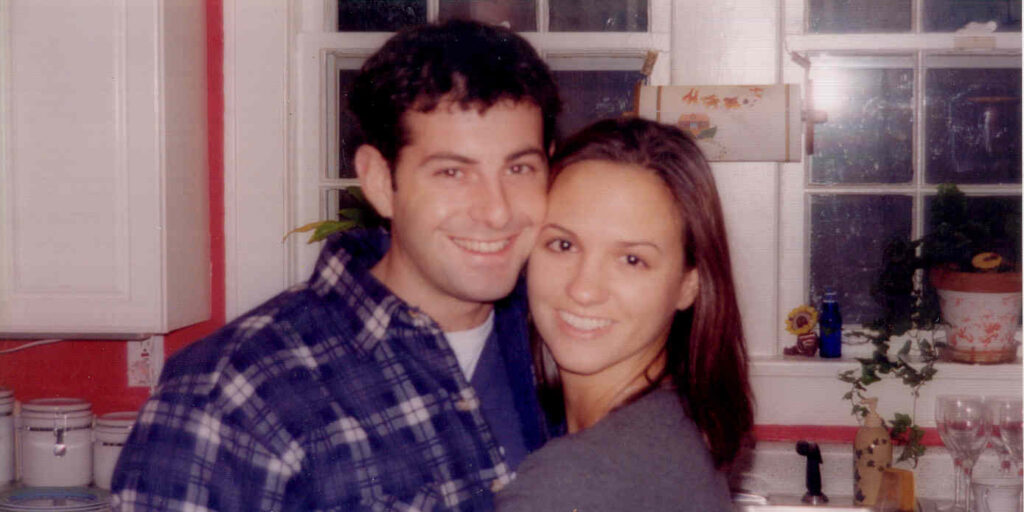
[509,163,533,175]
[437,168,461,178]
[546,239,573,252]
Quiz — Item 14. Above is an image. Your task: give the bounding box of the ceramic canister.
[0,388,13,485]
[18,398,93,487]
[92,411,137,490]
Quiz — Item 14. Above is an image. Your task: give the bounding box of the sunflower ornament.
[783,305,820,357]
[971,251,1004,272]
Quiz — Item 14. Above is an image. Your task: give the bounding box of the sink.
[733,494,872,512]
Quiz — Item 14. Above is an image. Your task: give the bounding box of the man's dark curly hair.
[349,19,561,169]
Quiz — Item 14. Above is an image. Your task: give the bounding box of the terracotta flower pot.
[931,267,1022,364]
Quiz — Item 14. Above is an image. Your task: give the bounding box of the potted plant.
[923,184,1022,364]
[839,184,1021,465]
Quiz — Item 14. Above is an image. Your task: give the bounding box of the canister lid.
[96,411,137,429]
[21,397,91,414]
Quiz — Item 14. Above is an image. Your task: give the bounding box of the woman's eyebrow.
[616,240,662,254]
[540,223,573,236]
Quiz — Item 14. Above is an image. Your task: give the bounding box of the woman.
[496,118,753,511]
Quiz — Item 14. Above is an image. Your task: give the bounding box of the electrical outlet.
[127,336,164,388]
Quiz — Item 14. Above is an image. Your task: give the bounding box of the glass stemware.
[936,395,966,511]
[937,395,989,512]
[988,397,1024,473]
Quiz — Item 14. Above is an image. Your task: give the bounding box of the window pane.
[924,194,1022,270]
[926,67,1022,185]
[336,70,363,179]
[553,70,646,137]
[439,0,536,31]
[810,65,914,184]
[924,0,1022,32]
[808,0,911,33]
[549,0,648,32]
[810,194,913,324]
[338,0,426,31]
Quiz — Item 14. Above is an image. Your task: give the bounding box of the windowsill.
[751,354,1022,379]
[748,351,1022,426]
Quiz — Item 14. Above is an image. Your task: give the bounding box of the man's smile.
[450,236,515,255]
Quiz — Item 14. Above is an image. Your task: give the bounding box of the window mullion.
[537,0,549,33]
[912,0,922,33]
[427,0,439,23]
[913,50,926,241]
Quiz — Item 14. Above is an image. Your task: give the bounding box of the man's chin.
[451,279,519,304]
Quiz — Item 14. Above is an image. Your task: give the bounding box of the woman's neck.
[561,354,666,433]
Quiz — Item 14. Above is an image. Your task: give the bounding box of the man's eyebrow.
[418,152,476,166]
[417,146,547,167]
[506,147,547,162]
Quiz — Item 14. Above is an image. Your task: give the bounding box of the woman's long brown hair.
[533,117,754,468]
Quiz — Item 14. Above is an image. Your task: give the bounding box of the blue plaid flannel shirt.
[111,229,546,511]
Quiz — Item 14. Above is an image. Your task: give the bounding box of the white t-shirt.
[444,310,494,380]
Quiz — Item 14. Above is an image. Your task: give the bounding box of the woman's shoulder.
[496,389,731,511]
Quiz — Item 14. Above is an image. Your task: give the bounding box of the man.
[111,20,561,511]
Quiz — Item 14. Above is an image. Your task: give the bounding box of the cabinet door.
[0,0,209,337]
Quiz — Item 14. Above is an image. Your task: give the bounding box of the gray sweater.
[495,388,733,512]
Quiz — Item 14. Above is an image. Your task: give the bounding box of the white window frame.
[764,0,1023,426]
[224,0,1022,431]
[292,0,672,280]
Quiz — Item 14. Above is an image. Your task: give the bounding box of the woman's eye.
[624,254,646,267]
[545,239,573,252]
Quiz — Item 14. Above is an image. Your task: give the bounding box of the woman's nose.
[566,256,607,306]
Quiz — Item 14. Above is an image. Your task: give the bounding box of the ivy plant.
[838,184,1020,467]
[837,237,941,466]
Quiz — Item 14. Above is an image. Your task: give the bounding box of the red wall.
[0,0,225,416]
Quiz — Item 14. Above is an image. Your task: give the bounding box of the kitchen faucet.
[796,440,829,505]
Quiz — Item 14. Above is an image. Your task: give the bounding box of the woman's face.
[527,159,700,384]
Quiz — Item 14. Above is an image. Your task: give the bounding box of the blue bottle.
[819,289,842,358]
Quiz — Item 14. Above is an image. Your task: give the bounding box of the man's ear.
[354,144,395,219]
[676,268,701,311]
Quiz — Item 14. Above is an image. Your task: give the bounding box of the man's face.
[375,100,548,318]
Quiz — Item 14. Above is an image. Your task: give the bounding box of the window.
[785,0,1021,340]
[294,0,671,275]
[227,0,1021,428]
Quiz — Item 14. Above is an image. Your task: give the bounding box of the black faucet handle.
[795,440,829,504]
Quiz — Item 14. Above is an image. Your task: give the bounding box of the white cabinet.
[0,0,209,338]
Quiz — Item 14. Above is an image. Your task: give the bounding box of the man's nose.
[470,178,512,228]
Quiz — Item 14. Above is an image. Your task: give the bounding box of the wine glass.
[936,395,967,511]
[939,396,989,512]
[988,397,1023,471]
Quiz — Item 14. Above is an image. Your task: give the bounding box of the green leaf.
[898,340,912,356]
[282,220,329,242]
[344,185,366,202]
[338,208,366,223]
[861,368,881,385]
[310,220,356,242]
